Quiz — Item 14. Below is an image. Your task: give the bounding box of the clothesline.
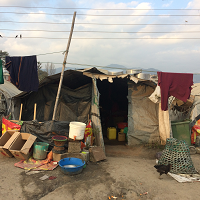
[39,61,200,75]
[1,52,200,75]
[0,50,66,58]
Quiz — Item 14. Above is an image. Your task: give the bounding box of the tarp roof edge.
[14,67,157,98]
[0,80,21,98]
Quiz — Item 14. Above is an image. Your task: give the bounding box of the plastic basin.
[59,157,85,175]
[117,122,128,129]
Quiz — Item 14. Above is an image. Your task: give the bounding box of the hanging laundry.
[157,72,193,111]
[5,55,39,92]
[0,59,4,84]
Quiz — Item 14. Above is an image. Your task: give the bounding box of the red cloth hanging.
[157,72,193,111]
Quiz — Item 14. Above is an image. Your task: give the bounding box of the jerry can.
[107,127,116,140]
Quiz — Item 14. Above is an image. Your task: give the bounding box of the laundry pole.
[52,11,76,120]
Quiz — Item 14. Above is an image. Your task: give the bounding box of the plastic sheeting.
[20,120,69,145]
[158,103,171,145]
[91,77,104,149]
[0,80,21,118]
[127,82,160,145]
[21,83,92,123]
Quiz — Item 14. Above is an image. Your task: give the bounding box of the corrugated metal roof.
[0,80,22,98]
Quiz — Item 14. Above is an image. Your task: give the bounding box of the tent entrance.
[97,78,128,145]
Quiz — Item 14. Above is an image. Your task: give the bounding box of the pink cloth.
[157,72,193,111]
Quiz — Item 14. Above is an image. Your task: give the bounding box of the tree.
[45,62,56,76]
[0,50,9,67]
[37,62,48,81]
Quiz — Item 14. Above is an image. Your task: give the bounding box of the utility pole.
[52,11,76,120]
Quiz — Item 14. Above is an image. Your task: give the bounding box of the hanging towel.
[5,55,39,92]
[157,72,193,111]
[0,60,4,84]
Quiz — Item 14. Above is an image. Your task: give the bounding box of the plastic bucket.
[69,121,86,140]
[33,142,49,160]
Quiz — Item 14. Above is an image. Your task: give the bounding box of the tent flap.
[128,82,160,145]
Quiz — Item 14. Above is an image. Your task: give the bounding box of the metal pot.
[108,71,123,75]
[126,69,141,74]
[137,73,151,80]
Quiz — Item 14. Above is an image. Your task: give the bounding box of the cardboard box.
[53,152,86,162]
[0,130,19,157]
[9,133,37,160]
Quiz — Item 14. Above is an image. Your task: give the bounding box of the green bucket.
[171,120,191,146]
[33,142,49,160]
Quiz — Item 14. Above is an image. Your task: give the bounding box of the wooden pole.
[19,103,23,121]
[33,103,37,120]
[52,11,76,120]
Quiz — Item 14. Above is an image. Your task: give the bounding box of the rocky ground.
[1,145,200,200]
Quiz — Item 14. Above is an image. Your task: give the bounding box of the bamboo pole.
[52,11,76,120]
[33,103,37,120]
[19,103,23,121]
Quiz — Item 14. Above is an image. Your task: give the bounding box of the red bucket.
[117,122,128,129]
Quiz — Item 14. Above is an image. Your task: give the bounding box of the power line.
[1,12,200,16]
[0,21,199,26]
[2,36,200,39]
[0,6,200,11]
[1,29,200,33]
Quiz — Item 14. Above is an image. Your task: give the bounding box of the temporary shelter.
[0,80,21,119]
[13,68,169,147]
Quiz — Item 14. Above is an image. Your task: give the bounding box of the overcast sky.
[0,0,200,73]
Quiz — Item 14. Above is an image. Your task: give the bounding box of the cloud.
[0,0,48,6]
[162,1,173,8]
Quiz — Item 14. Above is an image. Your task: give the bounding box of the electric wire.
[2,36,200,39]
[0,21,199,26]
[1,12,200,17]
[1,6,200,10]
[1,29,200,33]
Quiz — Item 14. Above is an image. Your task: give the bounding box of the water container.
[33,142,49,160]
[107,127,116,140]
[69,121,86,140]
[171,120,191,146]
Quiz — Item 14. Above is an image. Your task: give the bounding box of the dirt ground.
[1,145,200,200]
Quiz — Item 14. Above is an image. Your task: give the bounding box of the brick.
[68,141,81,153]
[53,152,85,162]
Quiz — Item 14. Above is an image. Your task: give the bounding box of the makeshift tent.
[15,70,92,123]
[169,83,200,122]
[79,68,161,146]
[14,68,166,147]
[0,80,21,119]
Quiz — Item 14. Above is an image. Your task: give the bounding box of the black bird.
[0,35,2,37]
[15,35,18,38]
[154,164,171,179]
[20,34,22,38]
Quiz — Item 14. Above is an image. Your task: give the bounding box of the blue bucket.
[59,157,85,175]
[33,142,49,160]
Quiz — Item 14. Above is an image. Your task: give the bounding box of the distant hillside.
[43,64,200,83]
